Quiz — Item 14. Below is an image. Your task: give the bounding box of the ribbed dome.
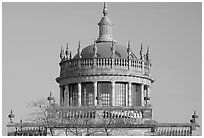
[74,42,137,59]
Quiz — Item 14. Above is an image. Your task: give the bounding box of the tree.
[25,93,138,136]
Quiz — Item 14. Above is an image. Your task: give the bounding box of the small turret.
[96,2,114,43]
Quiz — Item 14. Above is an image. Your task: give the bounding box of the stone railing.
[151,123,192,136]
[46,106,152,127]
[59,58,150,78]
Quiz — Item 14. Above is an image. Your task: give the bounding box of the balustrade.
[154,124,192,136]
[47,106,151,126]
[60,58,150,77]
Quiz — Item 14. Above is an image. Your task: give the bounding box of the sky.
[2,2,202,135]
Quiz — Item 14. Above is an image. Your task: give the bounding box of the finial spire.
[103,2,108,16]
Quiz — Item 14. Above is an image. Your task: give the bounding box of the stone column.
[147,85,151,105]
[78,83,81,106]
[94,82,97,106]
[141,84,144,106]
[60,86,63,106]
[65,85,69,106]
[126,83,128,106]
[64,87,67,106]
[128,82,132,106]
[111,81,115,106]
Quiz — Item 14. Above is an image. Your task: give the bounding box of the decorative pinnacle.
[69,51,72,59]
[147,45,150,54]
[127,40,131,52]
[111,41,115,56]
[146,45,150,61]
[66,43,69,51]
[65,43,69,58]
[192,110,198,119]
[127,41,131,58]
[140,43,143,60]
[47,92,56,105]
[78,41,82,58]
[140,43,143,51]
[78,41,81,49]
[8,110,15,123]
[128,40,130,48]
[103,2,108,16]
[93,40,97,57]
[61,45,63,53]
[60,45,64,59]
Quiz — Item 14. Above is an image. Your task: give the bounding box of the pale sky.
[2,2,202,135]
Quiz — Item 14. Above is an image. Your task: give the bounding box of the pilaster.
[94,82,98,106]
[141,84,144,106]
[126,83,128,106]
[65,85,69,106]
[111,81,115,106]
[60,86,63,106]
[128,82,132,106]
[142,61,145,75]
[78,83,81,106]
[147,85,151,105]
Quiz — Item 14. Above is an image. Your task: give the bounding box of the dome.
[73,41,137,59]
